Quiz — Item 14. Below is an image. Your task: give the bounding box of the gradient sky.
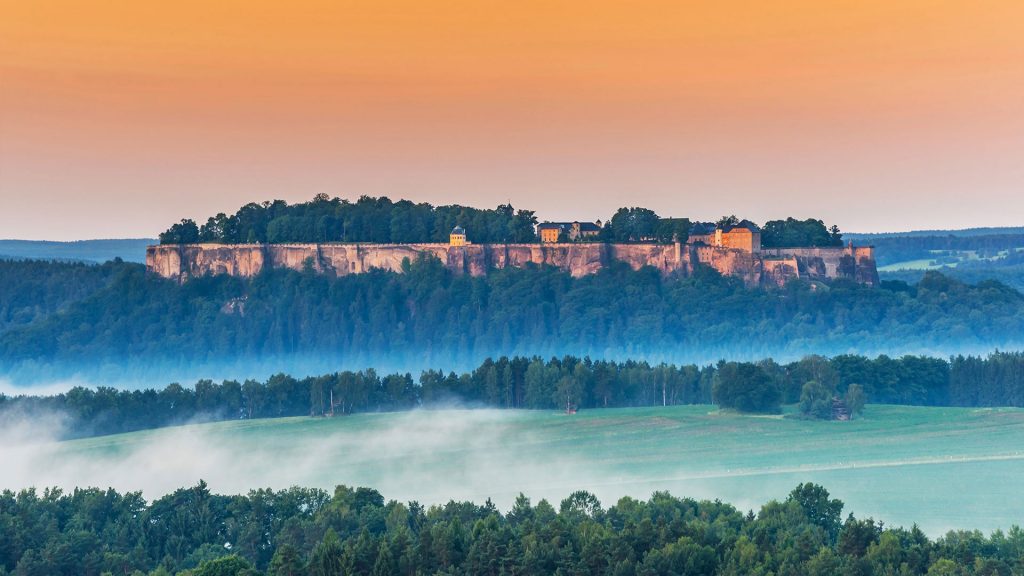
[2,0,1023,240]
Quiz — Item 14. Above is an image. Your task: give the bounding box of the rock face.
[146,242,878,287]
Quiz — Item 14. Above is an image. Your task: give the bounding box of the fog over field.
[0,408,605,507]
[3,405,1023,537]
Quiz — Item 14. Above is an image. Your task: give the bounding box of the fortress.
[147,223,878,287]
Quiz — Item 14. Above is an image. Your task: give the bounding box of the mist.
[3,405,1023,537]
[0,408,614,504]
[4,335,1023,390]
[0,407,817,539]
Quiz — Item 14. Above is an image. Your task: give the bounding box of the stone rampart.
[147,241,878,287]
[763,246,879,286]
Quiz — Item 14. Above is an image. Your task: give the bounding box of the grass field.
[878,248,1024,272]
[39,405,1024,535]
[878,258,945,272]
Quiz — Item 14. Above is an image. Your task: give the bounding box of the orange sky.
[2,0,1023,239]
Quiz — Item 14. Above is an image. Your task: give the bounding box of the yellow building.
[688,220,762,253]
[537,221,601,243]
[714,221,761,252]
[450,226,467,246]
[538,223,563,243]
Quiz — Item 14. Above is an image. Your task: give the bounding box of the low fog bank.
[0,409,572,504]
[3,339,1022,389]
[0,407,764,514]
[2,406,1021,536]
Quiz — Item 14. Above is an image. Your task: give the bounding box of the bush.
[713,362,781,413]
[799,380,834,419]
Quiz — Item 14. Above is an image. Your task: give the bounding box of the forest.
[2,257,1024,383]
[0,259,125,333]
[760,217,843,248]
[3,352,1022,439]
[158,194,845,248]
[158,195,541,245]
[0,480,1021,576]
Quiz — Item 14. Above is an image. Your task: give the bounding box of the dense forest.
[158,195,845,248]
[159,196,541,245]
[2,258,1024,383]
[760,217,843,248]
[3,352,1022,439]
[0,259,125,333]
[1,480,1021,576]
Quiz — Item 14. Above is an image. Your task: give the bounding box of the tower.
[450,226,467,247]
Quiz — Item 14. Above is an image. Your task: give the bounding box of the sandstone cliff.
[146,242,878,287]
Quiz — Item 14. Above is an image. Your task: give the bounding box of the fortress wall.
[610,243,685,275]
[147,241,877,286]
[854,246,875,260]
[763,246,878,285]
[263,243,457,276]
[852,246,879,285]
[766,247,844,276]
[147,244,269,279]
[490,243,609,277]
[700,248,762,286]
[762,257,800,287]
[484,244,530,271]
[146,245,182,278]
[316,244,357,274]
[328,244,453,275]
[264,244,320,273]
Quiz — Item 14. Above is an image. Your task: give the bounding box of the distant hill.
[0,239,154,264]
[846,226,1024,240]
[842,225,1024,290]
[840,226,1024,271]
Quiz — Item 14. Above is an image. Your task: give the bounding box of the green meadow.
[58,405,1024,536]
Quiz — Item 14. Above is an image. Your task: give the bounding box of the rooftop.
[720,220,761,233]
[537,221,602,232]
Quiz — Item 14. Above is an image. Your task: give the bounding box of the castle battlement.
[146,241,878,287]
